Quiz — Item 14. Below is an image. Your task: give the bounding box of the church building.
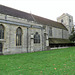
[57,13,74,35]
[0,5,70,55]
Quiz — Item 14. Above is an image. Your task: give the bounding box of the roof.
[49,38,71,44]
[0,5,34,21]
[32,15,68,30]
[0,5,68,30]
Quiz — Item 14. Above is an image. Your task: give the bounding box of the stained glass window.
[34,32,40,43]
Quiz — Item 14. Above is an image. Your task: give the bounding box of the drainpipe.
[41,28,43,51]
[27,27,28,53]
[69,16,71,34]
[62,29,63,39]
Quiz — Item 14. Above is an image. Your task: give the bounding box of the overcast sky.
[0,0,75,23]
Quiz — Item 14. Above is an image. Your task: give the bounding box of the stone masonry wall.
[0,13,69,55]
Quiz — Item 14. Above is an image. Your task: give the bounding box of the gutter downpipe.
[41,28,43,51]
[27,27,29,53]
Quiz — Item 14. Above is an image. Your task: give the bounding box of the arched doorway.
[0,43,2,53]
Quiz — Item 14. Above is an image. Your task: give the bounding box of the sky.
[0,0,75,23]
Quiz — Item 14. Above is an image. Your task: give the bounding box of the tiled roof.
[0,5,68,30]
[49,38,71,44]
[0,5,34,21]
[32,15,67,30]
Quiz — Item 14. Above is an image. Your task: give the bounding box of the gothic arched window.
[34,32,40,43]
[0,24,4,39]
[16,27,22,46]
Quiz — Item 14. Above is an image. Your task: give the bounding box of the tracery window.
[34,32,40,43]
[0,24,4,39]
[16,27,22,46]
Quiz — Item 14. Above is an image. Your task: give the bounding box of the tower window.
[49,27,52,36]
[69,19,71,22]
[61,19,63,23]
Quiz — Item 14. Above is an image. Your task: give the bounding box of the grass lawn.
[0,47,75,75]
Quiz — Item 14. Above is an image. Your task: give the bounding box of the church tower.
[57,13,74,35]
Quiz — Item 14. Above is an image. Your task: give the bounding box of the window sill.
[16,46,22,47]
[34,43,41,45]
[34,43,40,44]
[0,39,6,42]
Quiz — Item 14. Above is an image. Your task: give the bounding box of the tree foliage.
[69,27,75,42]
[71,27,74,33]
[69,33,75,42]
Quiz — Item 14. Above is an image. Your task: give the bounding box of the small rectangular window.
[49,27,52,36]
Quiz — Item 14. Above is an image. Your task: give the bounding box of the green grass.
[0,47,75,75]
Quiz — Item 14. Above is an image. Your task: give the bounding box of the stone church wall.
[63,30,69,39]
[0,13,69,55]
[2,24,27,54]
[52,27,63,38]
[28,28,43,52]
[47,26,69,39]
[1,22,44,55]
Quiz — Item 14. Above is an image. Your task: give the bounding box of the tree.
[69,33,75,42]
[69,27,75,42]
[71,27,74,33]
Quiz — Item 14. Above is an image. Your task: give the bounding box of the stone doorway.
[0,43,2,53]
